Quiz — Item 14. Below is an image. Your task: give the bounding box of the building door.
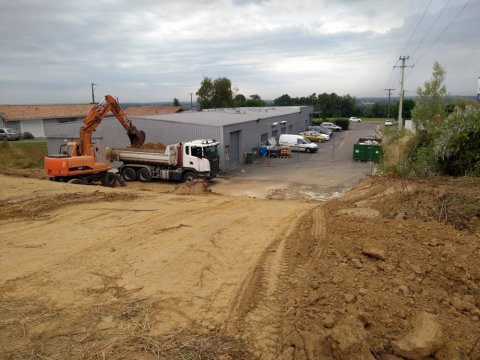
[228,130,240,169]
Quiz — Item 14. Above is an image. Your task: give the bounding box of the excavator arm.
[79,95,145,156]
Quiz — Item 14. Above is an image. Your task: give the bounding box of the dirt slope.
[1,174,479,359]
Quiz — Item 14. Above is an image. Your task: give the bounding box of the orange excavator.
[44,95,145,186]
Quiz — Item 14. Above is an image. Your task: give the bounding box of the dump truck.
[106,139,220,182]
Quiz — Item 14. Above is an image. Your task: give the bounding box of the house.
[0,103,183,138]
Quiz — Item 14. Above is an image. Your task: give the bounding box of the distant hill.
[357,95,477,105]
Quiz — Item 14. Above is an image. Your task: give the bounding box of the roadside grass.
[313,117,386,122]
[0,140,47,168]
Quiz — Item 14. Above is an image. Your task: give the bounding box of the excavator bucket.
[128,126,146,148]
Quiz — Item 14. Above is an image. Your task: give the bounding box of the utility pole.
[384,88,395,120]
[477,77,480,102]
[189,93,193,110]
[91,83,96,104]
[394,56,413,130]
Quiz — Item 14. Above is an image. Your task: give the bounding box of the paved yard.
[212,122,381,199]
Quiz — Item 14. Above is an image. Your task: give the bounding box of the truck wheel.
[182,171,196,183]
[137,168,152,183]
[121,167,136,182]
[101,172,117,187]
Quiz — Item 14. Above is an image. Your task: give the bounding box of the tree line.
[195,76,414,119]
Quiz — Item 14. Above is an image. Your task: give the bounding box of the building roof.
[0,104,94,121]
[0,104,183,121]
[130,107,307,127]
[124,106,182,116]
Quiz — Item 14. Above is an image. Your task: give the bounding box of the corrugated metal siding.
[221,106,313,170]
[43,106,312,172]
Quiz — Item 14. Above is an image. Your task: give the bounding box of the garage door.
[228,130,240,169]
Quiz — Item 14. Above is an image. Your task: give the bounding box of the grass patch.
[313,117,386,123]
[0,140,47,168]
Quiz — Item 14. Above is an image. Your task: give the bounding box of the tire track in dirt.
[229,204,325,358]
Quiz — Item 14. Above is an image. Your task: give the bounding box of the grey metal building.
[44,106,313,171]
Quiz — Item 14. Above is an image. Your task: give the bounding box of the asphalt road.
[212,122,382,200]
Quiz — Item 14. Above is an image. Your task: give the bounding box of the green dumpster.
[246,152,254,164]
[353,137,382,163]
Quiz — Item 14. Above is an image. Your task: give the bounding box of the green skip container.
[353,137,382,163]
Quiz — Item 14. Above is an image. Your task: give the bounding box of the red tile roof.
[124,106,183,116]
[0,104,94,121]
[0,104,183,121]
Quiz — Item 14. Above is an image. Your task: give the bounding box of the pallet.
[279,146,291,158]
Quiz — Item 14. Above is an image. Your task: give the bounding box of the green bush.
[21,132,35,140]
[333,118,349,130]
[434,106,480,176]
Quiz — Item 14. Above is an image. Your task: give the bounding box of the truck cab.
[183,139,219,176]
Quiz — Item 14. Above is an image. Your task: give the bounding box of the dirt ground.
[1,173,480,359]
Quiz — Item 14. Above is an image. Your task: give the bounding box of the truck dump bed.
[106,144,177,165]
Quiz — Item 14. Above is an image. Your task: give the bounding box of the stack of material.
[279,145,291,158]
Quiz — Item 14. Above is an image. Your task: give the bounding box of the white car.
[349,117,362,123]
[321,122,342,131]
[385,119,393,126]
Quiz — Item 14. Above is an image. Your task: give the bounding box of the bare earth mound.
[0,174,479,359]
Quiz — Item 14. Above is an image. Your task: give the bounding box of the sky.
[0,0,478,104]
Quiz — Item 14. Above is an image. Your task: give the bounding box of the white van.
[278,134,318,153]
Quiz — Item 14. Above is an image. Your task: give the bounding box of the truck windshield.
[204,145,218,158]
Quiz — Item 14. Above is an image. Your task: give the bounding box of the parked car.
[308,125,333,138]
[0,128,21,141]
[385,119,393,126]
[321,122,342,131]
[349,117,362,123]
[278,134,318,153]
[300,130,327,142]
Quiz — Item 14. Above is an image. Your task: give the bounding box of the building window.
[280,127,286,134]
[260,133,268,144]
[288,124,293,133]
[272,129,278,139]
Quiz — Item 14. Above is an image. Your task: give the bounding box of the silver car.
[0,128,21,141]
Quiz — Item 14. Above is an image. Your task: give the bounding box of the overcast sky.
[0,0,478,104]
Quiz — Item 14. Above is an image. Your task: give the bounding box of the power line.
[415,0,471,65]
[411,0,451,59]
[384,58,400,91]
[400,0,433,55]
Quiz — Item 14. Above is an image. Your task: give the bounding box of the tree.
[196,77,214,110]
[233,94,247,107]
[196,77,234,109]
[412,61,448,131]
[246,94,266,107]
[173,98,180,106]
[212,77,233,108]
[273,94,293,106]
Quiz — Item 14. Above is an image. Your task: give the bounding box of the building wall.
[44,106,313,172]
[20,119,45,138]
[44,116,222,164]
[221,106,313,170]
